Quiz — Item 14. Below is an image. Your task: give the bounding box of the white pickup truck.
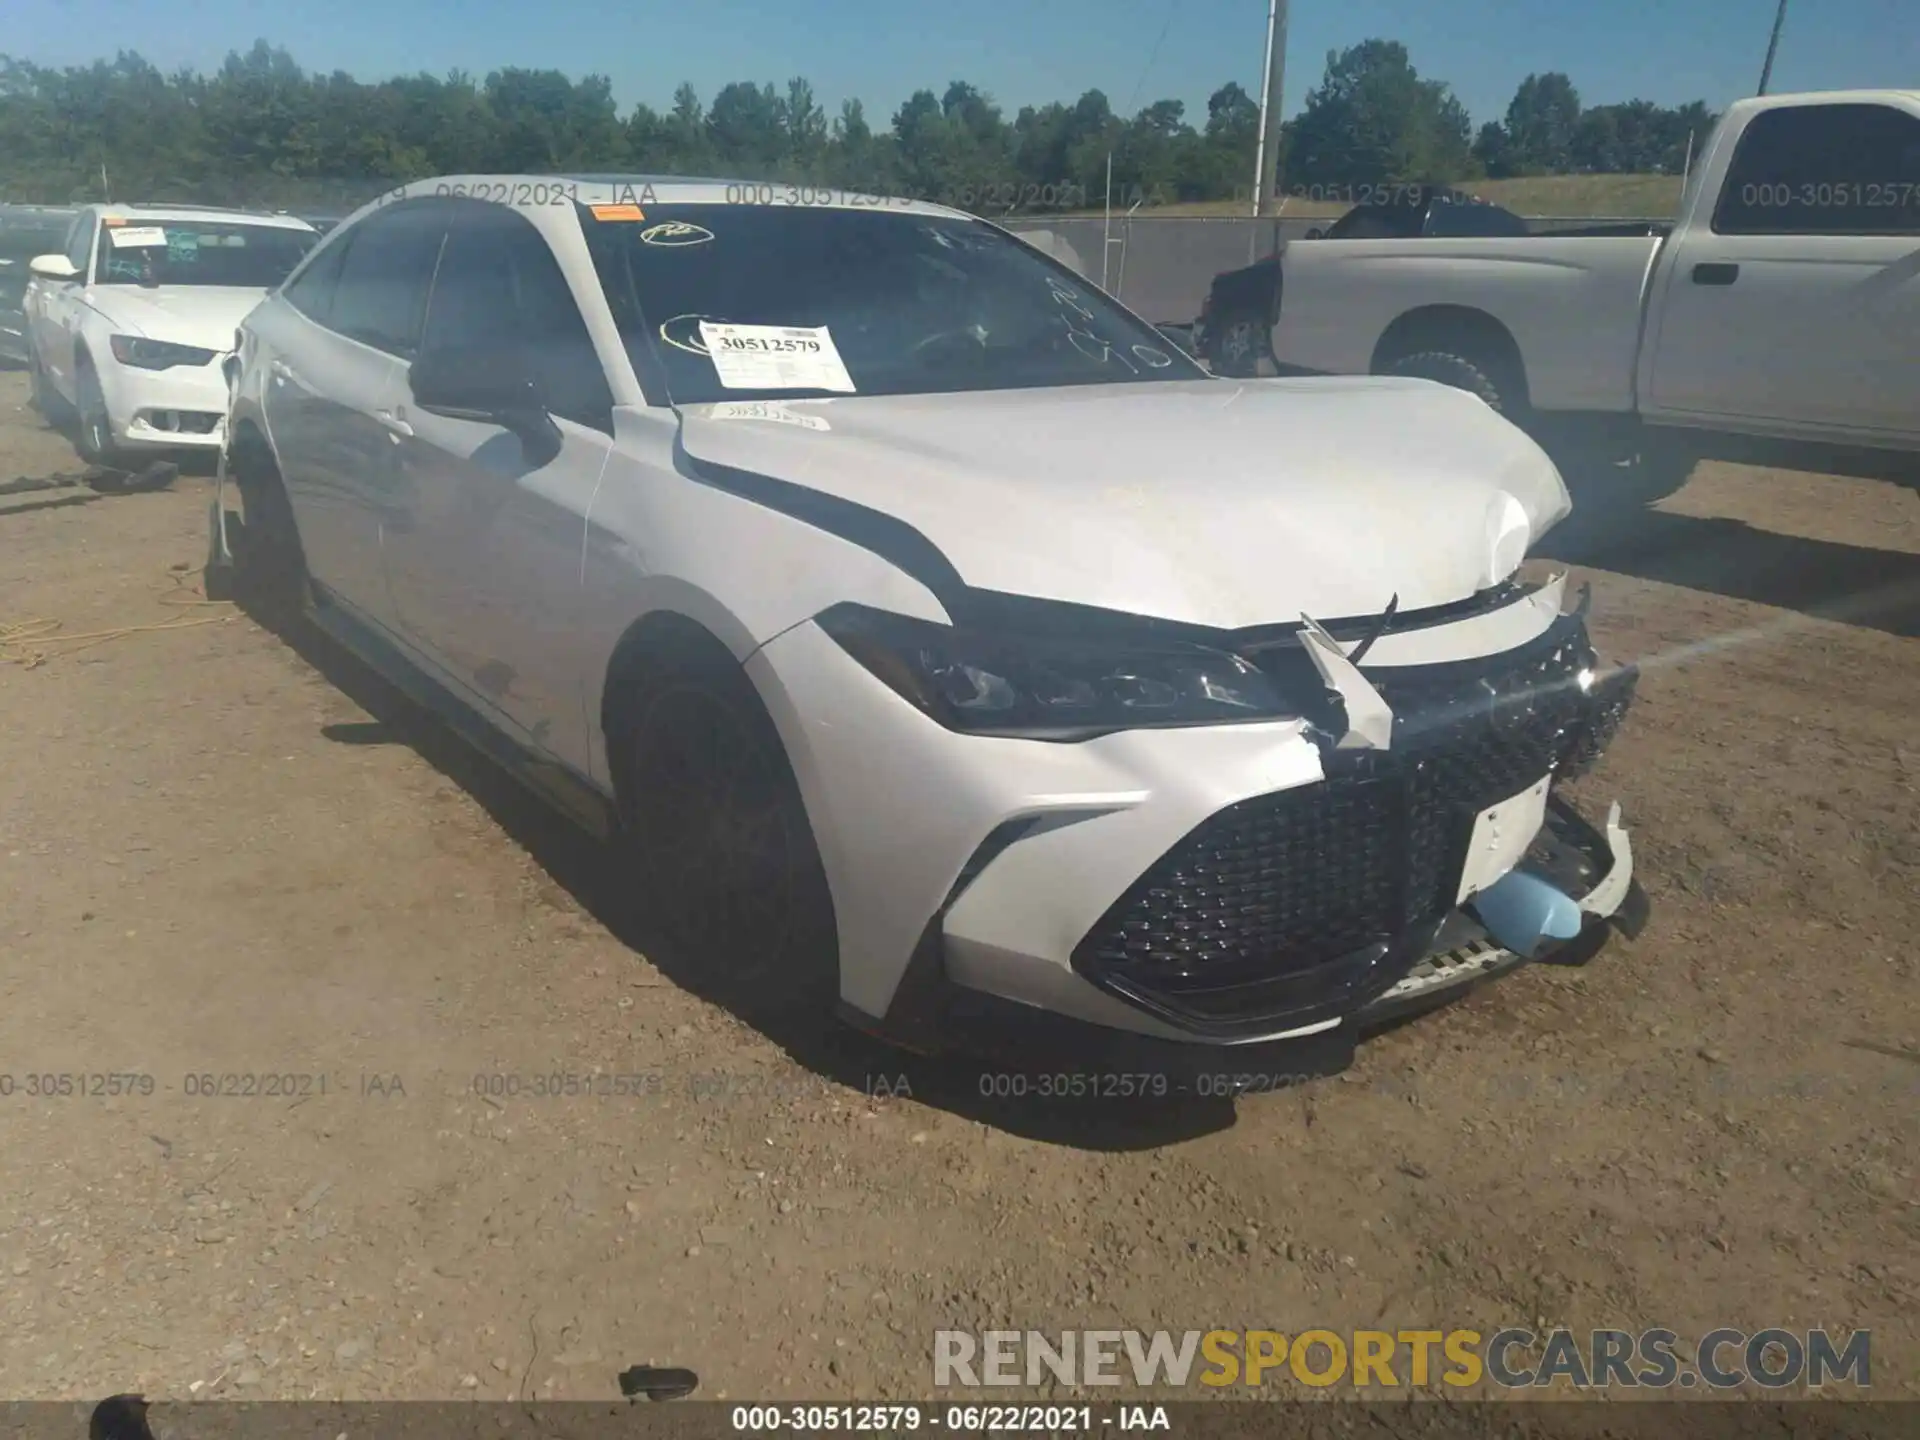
[1196,90,1920,500]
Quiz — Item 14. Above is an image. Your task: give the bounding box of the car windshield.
[584,203,1207,404]
[95,220,317,288]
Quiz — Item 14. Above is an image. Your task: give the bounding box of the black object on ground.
[618,1364,700,1400]
[89,1394,156,1440]
[86,460,179,494]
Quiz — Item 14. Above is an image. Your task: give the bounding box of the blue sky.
[7,0,1914,130]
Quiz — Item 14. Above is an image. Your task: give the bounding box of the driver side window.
[421,206,614,432]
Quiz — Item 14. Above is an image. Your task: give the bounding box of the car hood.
[676,376,1572,629]
[85,287,268,351]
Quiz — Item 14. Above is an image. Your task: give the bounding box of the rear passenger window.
[327,204,450,357]
[421,207,614,431]
[1714,103,1920,236]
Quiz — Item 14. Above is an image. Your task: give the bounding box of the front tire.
[229,437,311,613]
[73,357,122,470]
[612,644,837,997]
[1547,421,1698,524]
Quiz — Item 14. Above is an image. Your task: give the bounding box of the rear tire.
[610,641,837,1001]
[1384,348,1524,420]
[1208,311,1272,378]
[26,348,66,421]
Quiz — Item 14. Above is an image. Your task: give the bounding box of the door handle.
[268,359,293,386]
[1691,262,1739,286]
[376,408,413,439]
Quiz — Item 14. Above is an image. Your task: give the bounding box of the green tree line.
[0,38,1716,213]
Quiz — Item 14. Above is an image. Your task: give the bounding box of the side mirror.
[1303,227,1325,241]
[409,347,562,465]
[29,253,80,282]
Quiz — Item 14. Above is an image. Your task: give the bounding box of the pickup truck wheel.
[1552,426,1698,516]
[613,650,837,1003]
[1209,312,1271,378]
[1384,349,1523,419]
[1616,432,1698,505]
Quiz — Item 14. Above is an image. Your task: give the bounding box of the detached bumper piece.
[1357,795,1647,1029]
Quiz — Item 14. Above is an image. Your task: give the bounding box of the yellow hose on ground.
[2,566,235,670]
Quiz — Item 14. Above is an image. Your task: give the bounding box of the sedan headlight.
[818,602,1297,739]
[109,335,219,370]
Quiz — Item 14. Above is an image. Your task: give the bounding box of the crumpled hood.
[678,376,1572,629]
[84,287,268,352]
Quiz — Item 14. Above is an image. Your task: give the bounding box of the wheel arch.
[1369,305,1531,406]
[598,604,767,805]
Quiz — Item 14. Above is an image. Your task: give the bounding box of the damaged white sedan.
[213,176,1647,1075]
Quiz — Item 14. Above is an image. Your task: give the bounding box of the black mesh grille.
[1073,618,1608,1011]
[1085,771,1405,985]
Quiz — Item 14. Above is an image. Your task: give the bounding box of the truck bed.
[1266,233,1667,414]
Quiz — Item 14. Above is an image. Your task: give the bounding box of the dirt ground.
[0,366,1914,1408]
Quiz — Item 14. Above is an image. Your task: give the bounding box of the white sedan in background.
[26,203,316,465]
[214,175,1647,1078]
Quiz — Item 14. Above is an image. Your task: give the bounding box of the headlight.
[109,335,219,370]
[817,602,1298,739]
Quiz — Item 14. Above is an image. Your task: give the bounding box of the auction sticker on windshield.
[108,226,167,249]
[697,322,856,393]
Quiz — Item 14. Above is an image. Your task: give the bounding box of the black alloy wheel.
[620,660,835,987]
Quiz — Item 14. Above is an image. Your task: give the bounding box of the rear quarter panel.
[1271,236,1664,412]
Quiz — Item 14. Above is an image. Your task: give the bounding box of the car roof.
[92,203,317,232]
[341,174,971,226]
[1726,88,1920,115]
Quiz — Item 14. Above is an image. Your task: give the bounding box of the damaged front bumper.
[835,598,1649,1085]
[1357,794,1648,1028]
[853,789,1647,1087]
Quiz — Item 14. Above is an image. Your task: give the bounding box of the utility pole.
[1250,0,1289,216]
[1757,0,1789,95]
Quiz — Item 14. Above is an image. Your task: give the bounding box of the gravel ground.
[0,368,1914,1406]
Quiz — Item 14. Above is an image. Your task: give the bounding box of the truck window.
[1713,103,1920,237]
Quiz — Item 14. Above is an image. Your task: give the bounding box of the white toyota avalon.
[214,175,1647,1079]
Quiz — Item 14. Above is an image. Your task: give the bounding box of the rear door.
[382,202,616,774]
[1642,100,1920,443]
[261,200,449,625]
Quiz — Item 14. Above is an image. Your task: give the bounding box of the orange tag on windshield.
[591,204,645,221]
[102,216,126,226]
